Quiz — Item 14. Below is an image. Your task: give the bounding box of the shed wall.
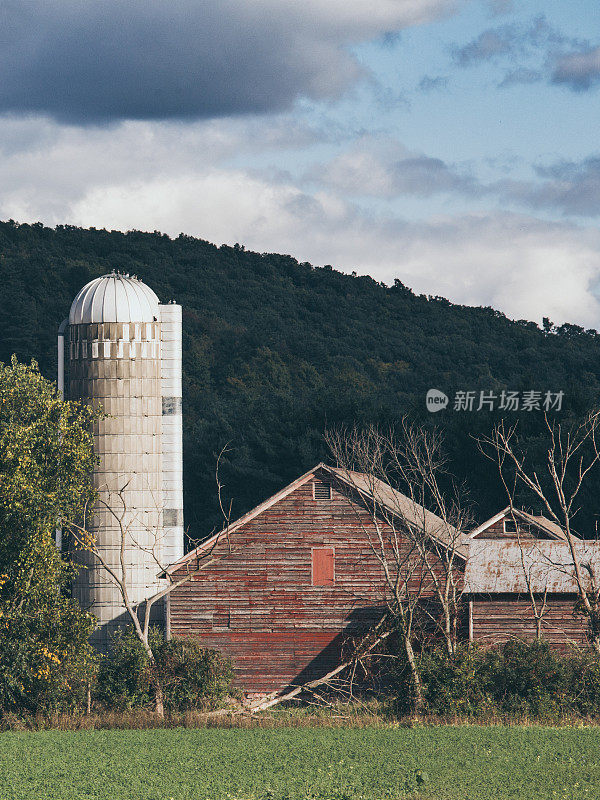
[471,595,588,648]
[475,518,540,540]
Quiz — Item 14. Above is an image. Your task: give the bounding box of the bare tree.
[480,413,600,653]
[517,539,550,641]
[68,448,232,716]
[326,422,470,709]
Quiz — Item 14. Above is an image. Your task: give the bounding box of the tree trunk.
[403,635,424,712]
[444,610,454,657]
[155,682,165,718]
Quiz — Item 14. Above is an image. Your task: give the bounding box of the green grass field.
[0,726,598,800]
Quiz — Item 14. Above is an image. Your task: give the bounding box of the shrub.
[386,639,590,719]
[95,628,155,710]
[157,637,233,710]
[485,639,568,717]
[96,628,232,711]
[0,601,97,717]
[564,649,600,716]
[416,643,494,717]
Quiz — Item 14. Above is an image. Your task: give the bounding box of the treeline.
[1,220,600,538]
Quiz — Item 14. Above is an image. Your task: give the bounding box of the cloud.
[2,116,600,327]
[487,0,513,15]
[452,25,519,66]
[451,15,591,91]
[309,137,482,199]
[551,46,600,91]
[418,75,449,91]
[0,0,458,124]
[496,157,600,217]
[498,67,542,87]
[0,113,329,221]
[305,136,600,222]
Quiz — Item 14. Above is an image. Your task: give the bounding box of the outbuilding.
[464,506,597,647]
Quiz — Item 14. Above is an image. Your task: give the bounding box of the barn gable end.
[167,465,465,693]
[469,507,567,541]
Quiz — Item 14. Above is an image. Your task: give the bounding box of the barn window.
[313,481,332,500]
[504,518,518,533]
[312,547,335,586]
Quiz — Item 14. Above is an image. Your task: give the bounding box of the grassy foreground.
[0,726,598,800]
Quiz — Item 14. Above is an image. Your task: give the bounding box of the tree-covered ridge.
[1,219,600,538]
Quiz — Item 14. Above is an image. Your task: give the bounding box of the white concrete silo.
[59,272,184,647]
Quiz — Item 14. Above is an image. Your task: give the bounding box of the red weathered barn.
[165,463,469,693]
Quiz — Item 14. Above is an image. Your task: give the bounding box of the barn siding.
[471,594,589,648]
[169,471,459,692]
[475,518,540,540]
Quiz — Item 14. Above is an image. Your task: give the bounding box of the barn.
[165,470,599,694]
[464,506,597,648]
[165,463,469,693]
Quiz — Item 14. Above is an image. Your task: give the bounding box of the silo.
[61,272,184,648]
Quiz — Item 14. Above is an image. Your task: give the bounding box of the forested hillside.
[2,219,600,538]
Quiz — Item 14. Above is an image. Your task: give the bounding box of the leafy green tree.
[0,356,99,714]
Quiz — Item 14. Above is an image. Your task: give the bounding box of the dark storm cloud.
[0,0,460,124]
[0,0,366,124]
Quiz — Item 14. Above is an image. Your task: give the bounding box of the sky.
[1,0,600,325]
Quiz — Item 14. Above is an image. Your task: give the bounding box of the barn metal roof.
[327,467,470,557]
[464,540,600,594]
[69,272,160,324]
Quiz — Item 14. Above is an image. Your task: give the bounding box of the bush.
[486,639,568,717]
[96,628,232,711]
[95,628,155,710]
[157,637,233,710]
[0,601,97,717]
[415,643,494,717]
[387,639,600,720]
[564,649,600,716]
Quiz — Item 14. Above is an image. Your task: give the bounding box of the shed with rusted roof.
[464,538,600,648]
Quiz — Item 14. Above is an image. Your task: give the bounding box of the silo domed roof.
[69,272,160,324]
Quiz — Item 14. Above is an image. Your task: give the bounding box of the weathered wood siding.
[471,594,588,648]
[169,471,459,692]
[475,518,544,540]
